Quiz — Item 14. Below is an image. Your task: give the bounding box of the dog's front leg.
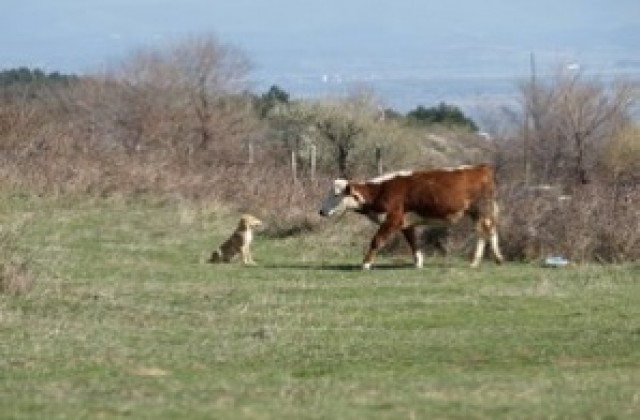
[241,246,256,265]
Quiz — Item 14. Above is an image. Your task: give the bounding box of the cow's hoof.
[414,252,424,269]
[362,262,372,270]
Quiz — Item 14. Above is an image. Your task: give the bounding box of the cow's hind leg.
[487,201,504,264]
[402,226,423,268]
[471,234,487,268]
[489,226,504,265]
[471,215,504,268]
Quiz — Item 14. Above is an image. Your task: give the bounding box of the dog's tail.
[207,250,222,263]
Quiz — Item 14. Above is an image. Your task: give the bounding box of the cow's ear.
[333,179,349,195]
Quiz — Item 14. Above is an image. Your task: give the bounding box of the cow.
[318,164,504,269]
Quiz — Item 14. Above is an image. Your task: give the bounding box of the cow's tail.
[491,199,500,221]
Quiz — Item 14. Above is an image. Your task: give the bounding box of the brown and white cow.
[319,164,504,269]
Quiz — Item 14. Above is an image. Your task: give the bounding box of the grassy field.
[1,191,639,419]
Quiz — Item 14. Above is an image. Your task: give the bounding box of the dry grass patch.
[0,258,34,296]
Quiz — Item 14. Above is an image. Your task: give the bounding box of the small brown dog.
[207,214,263,265]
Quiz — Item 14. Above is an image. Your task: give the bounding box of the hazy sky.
[2,1,638,76]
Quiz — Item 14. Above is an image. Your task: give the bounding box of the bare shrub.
[518,70,634,185]
[498,182,640,263]
[108,34,257,164]
[603,125,640,186]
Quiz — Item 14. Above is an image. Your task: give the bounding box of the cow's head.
[319,179,363,217]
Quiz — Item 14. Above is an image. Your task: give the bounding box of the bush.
[498,183,640,263]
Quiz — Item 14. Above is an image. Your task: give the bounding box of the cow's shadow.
[261,262,416,271]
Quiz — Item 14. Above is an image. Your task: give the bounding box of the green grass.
[1,191,639,419]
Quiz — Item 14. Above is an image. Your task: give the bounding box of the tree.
[256,85,290,118]
[311,91,380,177]
[520,70,634,185]
[110,34,255,160]
[262,85,289,105]
[0,67,76,87]
[407,102,478,131]
[316,115,363,178]
[170,35,252,152]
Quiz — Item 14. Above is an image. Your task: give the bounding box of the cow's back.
[394,165,495,219]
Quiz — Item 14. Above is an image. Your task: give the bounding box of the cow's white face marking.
[319,179,362,217]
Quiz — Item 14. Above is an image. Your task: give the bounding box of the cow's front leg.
[402,226,423,268]
[363,213,403,270]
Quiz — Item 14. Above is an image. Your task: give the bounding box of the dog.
[207,214,263,265]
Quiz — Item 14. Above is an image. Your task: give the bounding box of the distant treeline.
[0,67,78,87]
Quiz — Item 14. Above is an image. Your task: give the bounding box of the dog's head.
[239,214,263,230]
